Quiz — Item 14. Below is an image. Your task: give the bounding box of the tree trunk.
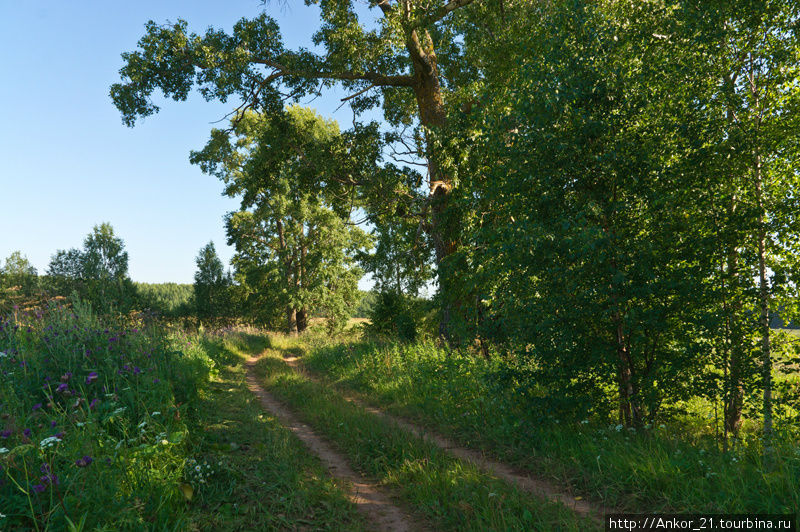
[724,241,745,436]
[406,26,460,340]
[297,309,308,333]
[287,307,298,335]
[754,152,773,450]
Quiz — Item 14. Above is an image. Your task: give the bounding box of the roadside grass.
[255,337,596,532]
[297,336,800,515]
[184,333,365,531]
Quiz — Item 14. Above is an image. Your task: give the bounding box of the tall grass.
[302,338,800,514]
[0,302,210,530]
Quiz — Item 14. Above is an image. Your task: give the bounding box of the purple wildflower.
[40,474,59,486]
[133,366,141,375]
[56,383,69,393]
[0,429,11,438]
[75,456,93,468]
[50,420,57,428]
[54,432,65,439]
[89,398,100,410]
[23,428,31,438]
[153,378,160,384]
[85,372,98,384]
[32,483,46,493]
[60,372,72,382]
[33,403,43,412]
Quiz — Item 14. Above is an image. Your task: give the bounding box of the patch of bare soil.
[244,355,421,532]
[282,355,605,526]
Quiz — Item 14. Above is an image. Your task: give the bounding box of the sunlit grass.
[254,344,595,531]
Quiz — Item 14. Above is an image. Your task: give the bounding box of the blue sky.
[0,1,379,285]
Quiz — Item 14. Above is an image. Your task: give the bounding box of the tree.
[110,0,498,338]
[82,222,129,281]
[700,0,800,444]
[193,242,233,324]
[1,251,38,288]
[0,251,39,306]
[192,106,370,333]
[46,223,136,313]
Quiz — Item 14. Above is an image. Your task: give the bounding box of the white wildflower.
[0,448,9,454]
[39,436,62,448]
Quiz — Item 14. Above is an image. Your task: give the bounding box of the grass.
[255,334,596,531]
[0,302,364,531]
[298,335,800,515]
[183,333,364,531]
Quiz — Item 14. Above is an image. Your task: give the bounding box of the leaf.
[180,483,194,502]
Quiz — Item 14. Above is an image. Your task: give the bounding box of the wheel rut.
[282,354,606,526]
[244,354,421,532]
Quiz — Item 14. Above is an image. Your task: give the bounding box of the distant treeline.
[0,236,375,323]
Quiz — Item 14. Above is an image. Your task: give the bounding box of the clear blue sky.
[0,1,378,285]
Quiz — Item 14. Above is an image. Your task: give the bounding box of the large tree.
[110,0,495,337]
[192,106,371,333]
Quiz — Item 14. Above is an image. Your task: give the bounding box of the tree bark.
[754,152,773,449]
[405,24,460,340]
[287,307,298,335]
[297,309,308,333]
[724,232,744,436]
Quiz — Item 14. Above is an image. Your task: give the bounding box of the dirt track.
[281,354,605,526]
[244,354,420,532]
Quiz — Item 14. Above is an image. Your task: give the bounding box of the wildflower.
[153,378,160,384]
[85,372,98,384]
[89,399,100,410]
[40,436,61,448]
[50,420,57,428]
[133,366,141,375]
[32,483,46,493]
[60,372,72,382]
[40,474,59,486]
[0,448,8,454]
[615,424,623,432]
[23,428,31,438]
[0,430,11,438]
[54,432,65,439]
[75,456,93,468]
[56,383,69,394]
[151,412,161,416]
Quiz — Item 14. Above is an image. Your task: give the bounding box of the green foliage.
[352,290,377,318]
[0,251,40,311]
[193,106,372,333]
[45,223,137,314]
[365,291,429,342]
[192,242,235,325]
[134,282,193,317]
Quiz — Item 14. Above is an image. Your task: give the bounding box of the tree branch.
[251,58,415,87]
[422,0,477,26]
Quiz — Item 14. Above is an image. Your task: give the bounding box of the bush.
[364,291,424,342]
